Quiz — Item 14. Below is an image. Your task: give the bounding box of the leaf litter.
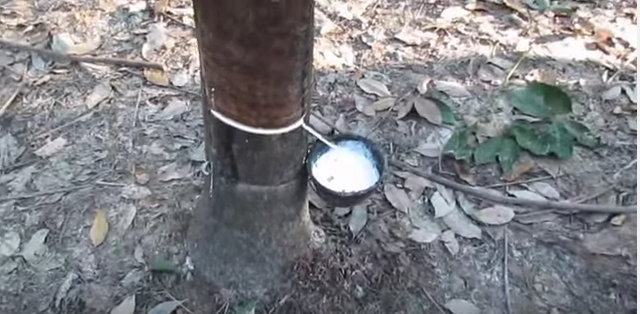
[442,207,482,239]
[440,230,460,255]
[384,184,411,213]
[433,80,471,97]
[444,299,481,314]
[147,300,184,314]
[431,191,456,218]
[0,231,20,259]
[0,133,24,169]
[90,209,109,246]
[110,294,136,314]
[356,78,391,97]
[86,80,112,109]
[348,205,368,235]
[34,137,67,158]
[474,205,515,225]
[526,182,561,199]
[408,203,441,244]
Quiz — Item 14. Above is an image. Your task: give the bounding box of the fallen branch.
[503,228,512,314]
[390,160,637,214]
[0,81,24,118]
[0,185,93,202]
[0,38,164,70]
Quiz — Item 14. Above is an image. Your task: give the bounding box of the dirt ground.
[0,0,637,313]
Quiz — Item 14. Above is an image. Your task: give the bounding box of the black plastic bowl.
[306,134,386,207]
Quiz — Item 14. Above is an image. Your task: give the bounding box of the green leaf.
[233,300,257,314]
[498,138,520,173]
[444,129,473,161]
[562,120,599,148]
[473,137,503,165]
[425,92,456,125]
[431,97,455,125]
[548,121,574,158]
[509,121,550,155]
[149,259,177,273]
[526,0,550,10]
[508,82,572,118]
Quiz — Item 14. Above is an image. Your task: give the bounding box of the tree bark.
[187,0,316,297]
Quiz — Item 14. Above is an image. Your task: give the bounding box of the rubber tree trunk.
[187,0,316,297]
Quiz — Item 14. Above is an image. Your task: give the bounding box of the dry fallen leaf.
[110,294,136,314]
[527,182,560,200]
[354,94,375,116]
[431,191,456,218]
[86,80,112,109]
[433,80,471,97]
[384,184,411,213]
[474,206,515,225]
[90,210,109,247]
[442,208,482,239]
[444,299,481,314]
[34,137,67,158]
[356,78,391,97]
[453,161,476,185]
[0,133,24,169]
[404,174,433,199]
[370,97,396,111]
[601,85,622,101]
[440,230,460,255]
[417,77,431,94]
[412,96,442,125]
[157,99,188,120]
[20,229,49,262]
[116,204,137,232]
[121,184,151,200]
[348,205,368,235]
[148,300,184,314]
[507,189,547,201]
[144,68,170,86]
[408,204,441,243]
[0,231,20,259]
[501,158,535,181]
[394,100,414,119]
[413,142,441,158]
[158,162,190,182]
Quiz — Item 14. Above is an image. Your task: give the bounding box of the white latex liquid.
[311,140,380,193]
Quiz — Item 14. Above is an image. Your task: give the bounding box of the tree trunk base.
[187,174,314,298]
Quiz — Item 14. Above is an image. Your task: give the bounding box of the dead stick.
[0,39,164,70]
[503,228,512,314]
[0,185,93,202]
[420,287,447,314]
[390,160,636,213]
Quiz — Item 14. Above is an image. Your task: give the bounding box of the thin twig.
[0,38,164,70]
[0,82,24,118]
[390,160,636,213]
[503,228,512,314]
[613,158,637,180]
[0,185,93,202]
[32,108,96,140]
[502,49,529,87]
[484,174,557,188]
[420,287,447,314]
[572,185,616,204]
[163,291,194,314]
